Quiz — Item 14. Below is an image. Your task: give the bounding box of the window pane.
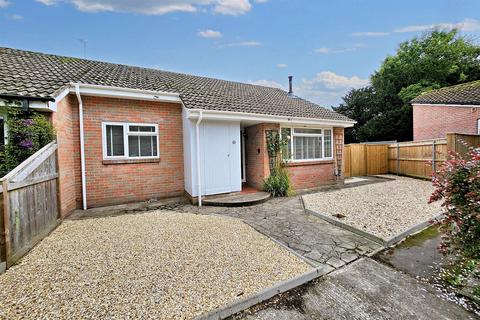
[106,125,124,156]
[281,128,291,160]
[128,136,140,157]
[129,125,155,132]
[294,136,303,160]
[140,136,153,156]
[0,117,4,151]
[152,136,158,156]
[294,128,322,135]
[324,129,332,158]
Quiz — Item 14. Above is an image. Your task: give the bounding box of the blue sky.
[0,0,479,106]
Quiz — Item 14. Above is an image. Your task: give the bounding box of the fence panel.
[366,145,389,175]
[344,144,388,177]
[1,141,59,269]
[388,139,447,179]
[447,133,480,156]
[344,145,351,178]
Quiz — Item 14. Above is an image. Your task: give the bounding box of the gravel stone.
[0,211,311,319]
[303,175,442,240]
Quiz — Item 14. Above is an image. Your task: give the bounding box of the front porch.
[182,108,347,204]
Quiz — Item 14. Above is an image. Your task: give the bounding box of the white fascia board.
[185,108,356,128]
[50,83,182,108]
[413,103,480,108]
[1,98,54,112]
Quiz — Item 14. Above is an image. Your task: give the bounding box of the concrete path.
[180,196,381,269]
[238,258,476,320]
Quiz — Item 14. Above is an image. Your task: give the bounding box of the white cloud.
[352,31,389,37]
[35,0,260,15]
[0,0,9,8]
[252,71,369,106]
[249,80,285,89]
[213,0,251,15]
[296,71,369,106]
[277,63,287,68]
[198,29,222,38]
[302,71,369,90]
[221,40,261,47]
[8,14,23,20]
[394,18,480,33]
[314,44,366,54]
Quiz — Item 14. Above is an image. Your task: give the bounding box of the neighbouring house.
[412,80,480,140]
[0,47,355,217]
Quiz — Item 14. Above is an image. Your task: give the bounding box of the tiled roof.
[0,47,352,122]
[411,80,480,105]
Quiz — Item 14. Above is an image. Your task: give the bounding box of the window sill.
[102,158,160,165]
[284,159,334,167]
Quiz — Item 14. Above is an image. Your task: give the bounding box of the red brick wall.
[54,94,184,213]
[245,124,343,191]
[245,123,280,190]
[413,104,479,140]
[52,95,81,217]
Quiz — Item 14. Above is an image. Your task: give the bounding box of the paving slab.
[180,196,381,268]
[238,258,476,320]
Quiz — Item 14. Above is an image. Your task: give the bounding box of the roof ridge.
[0,47,287,94]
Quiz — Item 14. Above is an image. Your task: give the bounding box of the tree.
[333,87,377,143]
[334,30,480,142]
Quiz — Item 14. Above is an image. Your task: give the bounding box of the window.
[281,127,333,161]
[0,116,4,151]
[102,122,159,159]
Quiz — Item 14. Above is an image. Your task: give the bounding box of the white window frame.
[281,126,334,162]
[478,118,480,135]
[102,122,160,160]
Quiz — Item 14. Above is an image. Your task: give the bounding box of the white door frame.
[241,130,246,183]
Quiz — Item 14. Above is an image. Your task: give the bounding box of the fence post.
[2,179,11,269]
[432,140,436,174]
[396,143,400,175]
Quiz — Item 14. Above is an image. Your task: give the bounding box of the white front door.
[201,121,241,195]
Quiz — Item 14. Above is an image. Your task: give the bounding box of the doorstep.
[203,191,271,207]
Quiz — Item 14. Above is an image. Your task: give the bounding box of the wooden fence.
[1,141,59,270]
[344,133,479,179]
[388,138,447,179]
[344,144,389,177]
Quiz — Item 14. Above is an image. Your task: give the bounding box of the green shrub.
[0,108,55,177]
[263,168,292,197]
[430,146,480,259]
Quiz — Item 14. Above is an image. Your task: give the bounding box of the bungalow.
[0,47,355,217]
[411,80,480,140]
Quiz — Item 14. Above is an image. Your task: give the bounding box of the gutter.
[195,110,203,207]
[74,85,88,210]
[185,108,356,128]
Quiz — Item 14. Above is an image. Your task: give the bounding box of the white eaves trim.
[47,83,355,127]
[412,103,480,108]
[48,83,182,110]
[185,108,356,128]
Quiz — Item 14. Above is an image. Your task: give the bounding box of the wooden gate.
[344,144,389,177]
[1,141,59,270]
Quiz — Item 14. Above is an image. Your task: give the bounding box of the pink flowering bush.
[430,146,480,258]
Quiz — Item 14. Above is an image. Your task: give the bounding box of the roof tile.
[411,80,480,105]
[0,47,352,122]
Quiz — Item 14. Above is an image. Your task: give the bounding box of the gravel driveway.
[0,211,310,319]
[303,175,442,240]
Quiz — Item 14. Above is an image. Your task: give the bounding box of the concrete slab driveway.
[182,196,381,269]
[237,258,475,320]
